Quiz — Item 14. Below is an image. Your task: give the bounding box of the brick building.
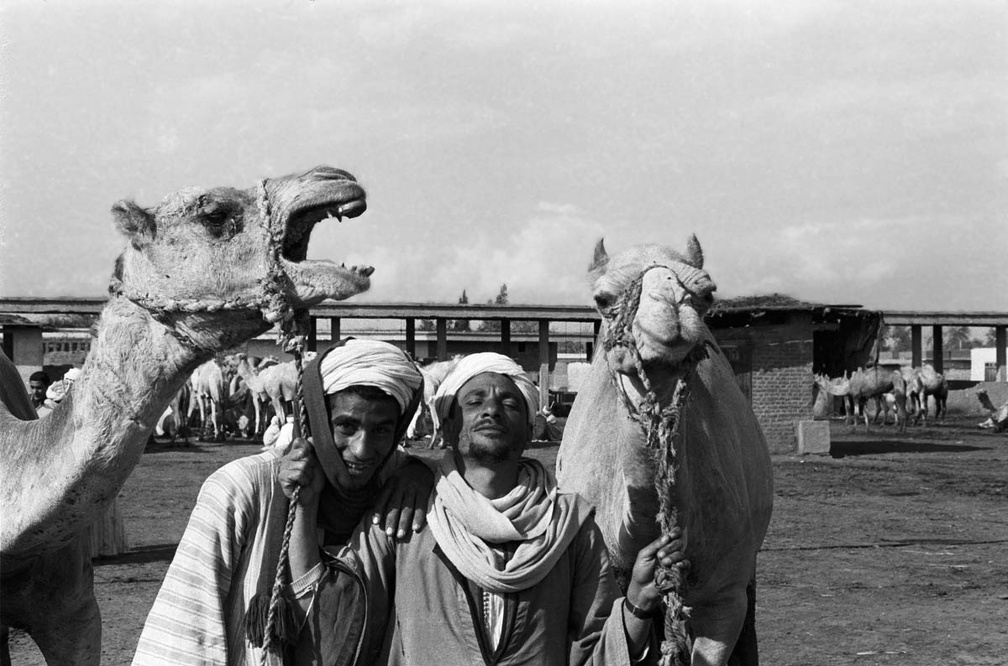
[707,296,880,454]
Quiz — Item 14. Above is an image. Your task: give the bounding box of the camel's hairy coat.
[0,166,370,665]
[557,237,773,666]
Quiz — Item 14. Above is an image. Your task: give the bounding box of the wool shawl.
[427,454,589,594]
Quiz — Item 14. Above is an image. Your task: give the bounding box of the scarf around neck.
[427,454,589,594]
[302,341,422,542]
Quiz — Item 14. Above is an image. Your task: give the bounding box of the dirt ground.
[8,416,1008,665]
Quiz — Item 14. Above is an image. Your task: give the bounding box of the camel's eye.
[593,291,615,312]
[202,206,230,225]
[199,202,241,237]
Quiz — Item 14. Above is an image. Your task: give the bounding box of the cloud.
[706,214,1006,310]
[315,201,605,305]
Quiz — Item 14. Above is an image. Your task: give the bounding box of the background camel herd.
[813,364,951,432]
[167,355,1000,445]
[155,353,313,444]
[155,350,459,446]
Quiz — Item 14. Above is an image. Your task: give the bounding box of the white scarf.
[427,454,588,593]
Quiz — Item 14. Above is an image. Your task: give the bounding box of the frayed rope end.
[243,590,299,650]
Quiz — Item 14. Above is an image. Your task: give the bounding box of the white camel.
[232,352,315,435]
[557,237,773,666]
[976,389,1008,432]
[0,165,371,665]
[405,355,463,448]
[814,367,908,431]
[187,359,228,441]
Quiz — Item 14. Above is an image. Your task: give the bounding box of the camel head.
[109,166,372,349]
[813,373,851,396]
[589,236,716,390]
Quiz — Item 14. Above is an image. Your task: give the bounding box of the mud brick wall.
[751,338,814,453]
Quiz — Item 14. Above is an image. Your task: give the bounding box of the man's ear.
[112,200,156,249]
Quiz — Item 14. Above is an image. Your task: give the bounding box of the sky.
[0,0,1005,312]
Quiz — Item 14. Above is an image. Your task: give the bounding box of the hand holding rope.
[248,326,311,666]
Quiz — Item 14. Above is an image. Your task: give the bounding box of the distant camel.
[187,359,227,441]
[976,389,1008,432]
[405,355,463,448]
[906,366,948,423]
[231,353,271,435]
[815,367,908,431]
[232,351,316,436]
[154,384,191,442]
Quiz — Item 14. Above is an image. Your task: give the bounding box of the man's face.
[448,372,530,464]
[326,390,400,490]
[29,380,47,405]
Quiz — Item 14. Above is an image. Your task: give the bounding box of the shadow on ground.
[831,439,987,457]
[94,543,178,567]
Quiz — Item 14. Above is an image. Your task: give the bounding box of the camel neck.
[0,297,257,555]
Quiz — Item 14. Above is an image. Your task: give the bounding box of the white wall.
[971,347,1005,381]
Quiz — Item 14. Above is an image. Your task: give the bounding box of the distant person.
[27,370,50,412]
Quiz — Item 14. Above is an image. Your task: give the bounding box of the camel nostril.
[308,166,356,182]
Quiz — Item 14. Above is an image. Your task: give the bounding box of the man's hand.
[278,437,326,507]
[625,528,686,614]
[372,458,434,539]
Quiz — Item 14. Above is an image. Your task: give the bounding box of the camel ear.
[112,200,156,248]
[588,238,609,275]
[684,234,704,269]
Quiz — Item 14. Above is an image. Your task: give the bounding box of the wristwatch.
[623,596,658,620]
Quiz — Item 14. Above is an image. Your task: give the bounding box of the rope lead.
[247,317,312,666]
[599,265,713,666]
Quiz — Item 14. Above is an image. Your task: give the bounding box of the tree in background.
[882,325,911,353]
[419,289,471,332]
[477,283,537,334]
[451,290,471,332]
[944,326,973,351]
[981,328,998,348]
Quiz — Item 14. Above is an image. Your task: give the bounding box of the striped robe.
[132,450,393,665]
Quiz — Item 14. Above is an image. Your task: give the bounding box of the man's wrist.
[623,596,659,620]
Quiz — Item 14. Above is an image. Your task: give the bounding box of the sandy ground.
[7,416,1008,665]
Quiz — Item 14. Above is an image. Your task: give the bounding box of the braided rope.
[110,178,318,663]
[600,265,712,666]
[106,178,293,334]
[258,325,311,666]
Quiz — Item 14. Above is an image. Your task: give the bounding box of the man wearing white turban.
[134,339,431,666]
[375,352,684,665]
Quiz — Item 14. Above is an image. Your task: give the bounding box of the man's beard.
[465,436,516,465]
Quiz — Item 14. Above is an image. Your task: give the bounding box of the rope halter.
[107,179,299,352]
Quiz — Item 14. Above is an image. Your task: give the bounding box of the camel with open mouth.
[0,166,372,665]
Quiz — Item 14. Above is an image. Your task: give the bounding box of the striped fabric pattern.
[132,451,292,666]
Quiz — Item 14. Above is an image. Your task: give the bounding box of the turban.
[434,352,539,426]
[318,338,422,413]
[302,339,424,506]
